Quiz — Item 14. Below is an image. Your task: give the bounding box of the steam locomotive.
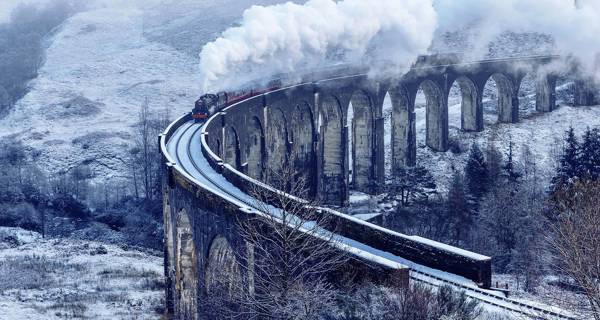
[192,81,281,123]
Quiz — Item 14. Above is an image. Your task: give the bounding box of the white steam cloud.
[199,0,437,92]
[434,0,600,80]
[200,0,600,92]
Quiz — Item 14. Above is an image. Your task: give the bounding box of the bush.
[449,137,465,154]
[0,202,41,231]
[333,284,480,320]
[52,195,90,219]
[436,285,481,320]
[95,212,126,231]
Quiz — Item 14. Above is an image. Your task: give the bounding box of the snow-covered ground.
[0,227,164,320]
[349,101,600,220]
[0,0,290,183]
[417,103,600,193]
[492,273,587,319]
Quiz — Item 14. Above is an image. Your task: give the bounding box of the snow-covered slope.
[0,0,591,187]
[0,0,290,182]
[0,3,195,181]
[419,103,600,192]
[0,227,163,320]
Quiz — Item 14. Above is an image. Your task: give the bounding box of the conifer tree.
[447,171,471,244]
[579,127,600,180]
[465,143,489,200]
[551,127,580,193]
[486,140,503,185]
[503,140,521,183]
[389,166,437,206]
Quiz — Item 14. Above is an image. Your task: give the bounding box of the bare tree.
[136,97,153,201]
[387,166,437,206]
[132,99,168,203]
[70,164,92,200]
[208,161,348,320]
[547,180,600,319]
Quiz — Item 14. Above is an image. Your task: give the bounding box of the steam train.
[192,81,281,123]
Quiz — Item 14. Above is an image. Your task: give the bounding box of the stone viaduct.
[205,55,595,205]
[161,55,597,319]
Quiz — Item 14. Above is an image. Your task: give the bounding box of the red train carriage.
[193,80,281,122]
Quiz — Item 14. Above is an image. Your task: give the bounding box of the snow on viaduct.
[160,54,595,319]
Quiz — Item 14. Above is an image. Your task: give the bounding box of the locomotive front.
[192,94,217,123]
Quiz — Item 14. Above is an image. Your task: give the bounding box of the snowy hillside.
[0,0,591,187]
[0,0,291,182]
[420,103,600,193]
[0,227,163,319]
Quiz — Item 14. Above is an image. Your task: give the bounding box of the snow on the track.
[168,108,582,318]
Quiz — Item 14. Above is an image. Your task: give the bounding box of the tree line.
[383,126,600,319]
[0,99,168,249]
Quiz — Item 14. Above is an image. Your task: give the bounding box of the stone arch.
[266,107,289,176]
[246,116,265,180]
[485,73,518,123]
[419,80,448,152]
[450,76,481,132]
[291,102,316,189]
[205,236,241,297]
[535,74,557,113]
[319,95,345,205]
[175,209,198,320]
[224,126,241,169]
[389,85,416,170]
[518,72,538,118]
[163,189,175,313]
[349,90,374,191]
[211,137,222,159]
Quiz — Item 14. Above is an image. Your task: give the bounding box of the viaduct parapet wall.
[161,55,597,319]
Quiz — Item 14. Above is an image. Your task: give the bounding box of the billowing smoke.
[434,0,600,81]
[199,0,437,92]
[200,0,600,92]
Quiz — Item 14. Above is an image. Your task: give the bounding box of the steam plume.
[434,0,600,80]
[199,0,437,92]
[200,0,600,92]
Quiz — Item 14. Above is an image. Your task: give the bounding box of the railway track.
[411,271,575,319]
[164,120,576,320]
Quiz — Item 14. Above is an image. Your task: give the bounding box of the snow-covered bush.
[332,284,481,320]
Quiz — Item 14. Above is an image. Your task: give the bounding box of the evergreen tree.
[388,166,437,206]
[465,143,489,200]
[447,171,472,244]
[551,127,580,193]
[486,140,503,185]
[579,127,600,180]
[503,140,521,183]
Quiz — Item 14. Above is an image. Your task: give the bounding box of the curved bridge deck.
[164,117,574,319]
[161,55,593,319]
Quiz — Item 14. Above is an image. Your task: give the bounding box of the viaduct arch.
[161,55,598,319]
[204,56,591,206]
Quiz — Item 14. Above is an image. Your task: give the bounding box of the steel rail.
[163,54,575,320]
